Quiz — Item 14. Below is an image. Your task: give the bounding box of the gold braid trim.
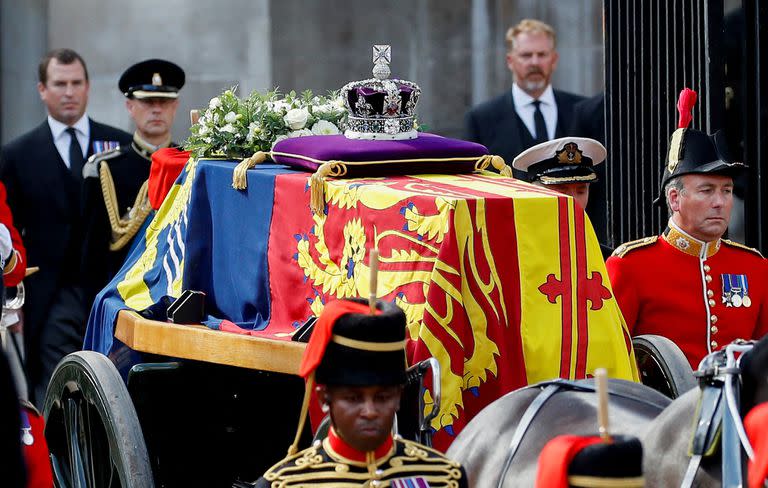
[568,475,645,487]
[722,239,764,257]
[99,162,152,251]
[3,250,19,275]
[232,151,268,190]
[539,173,598,184]
[611,236,658,258]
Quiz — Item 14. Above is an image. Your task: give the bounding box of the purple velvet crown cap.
[271,133,489,174]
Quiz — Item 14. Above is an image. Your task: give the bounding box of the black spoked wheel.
[633,334,696,399]
[43,351,153,488]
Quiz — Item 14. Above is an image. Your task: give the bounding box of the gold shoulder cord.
[99,162,152,251]
[612,236,658,258]
[722,239,764,258]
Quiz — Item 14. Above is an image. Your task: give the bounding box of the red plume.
[677,88,697,129]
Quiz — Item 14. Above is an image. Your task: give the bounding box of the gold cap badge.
[556,142,583,164]
[152,73,163,86]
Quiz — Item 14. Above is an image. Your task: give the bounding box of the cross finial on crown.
[372,45,391,80]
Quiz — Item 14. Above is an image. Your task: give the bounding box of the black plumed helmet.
[315,298,407,386]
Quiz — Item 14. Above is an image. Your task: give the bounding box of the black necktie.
[66,127,84,180]
[532,100,548,144]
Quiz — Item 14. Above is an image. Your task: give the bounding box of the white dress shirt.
[47,114,90,169]
[512,84,557,141]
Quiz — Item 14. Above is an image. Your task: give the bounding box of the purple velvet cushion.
[271,132,489,176]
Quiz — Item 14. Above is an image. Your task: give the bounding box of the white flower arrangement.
[185,87,347,158]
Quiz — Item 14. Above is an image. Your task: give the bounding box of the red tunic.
[606,224,768,369]
[0,181,26,287]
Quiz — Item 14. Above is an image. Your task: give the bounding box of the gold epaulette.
[612,236,658,258]
[83,147,122,179]
[722,239,764,258]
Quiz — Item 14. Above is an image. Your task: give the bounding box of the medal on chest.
[20,410,34,446]
[721,273,751,308]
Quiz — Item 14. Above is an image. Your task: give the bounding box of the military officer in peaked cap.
[606,100,768,369]
[236,298,468,488]
[80,59,184,300]
[513,136,613,258]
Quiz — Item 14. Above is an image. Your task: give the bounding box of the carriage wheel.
[633,334,697,399]
[43,351,154,488]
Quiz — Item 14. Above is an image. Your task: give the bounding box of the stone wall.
[1,0,602,144]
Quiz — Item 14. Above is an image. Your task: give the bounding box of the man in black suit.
[0,48,131,405]
[465,19,585,178]
[570,93,609,244]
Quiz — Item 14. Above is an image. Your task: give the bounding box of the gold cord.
[98,162,152,251]
[288,374,315,455]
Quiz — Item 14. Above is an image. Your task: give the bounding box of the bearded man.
[464,18,585,178]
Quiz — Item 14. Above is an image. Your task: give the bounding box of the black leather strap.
[497,384,561,488]
[689,384,724,456]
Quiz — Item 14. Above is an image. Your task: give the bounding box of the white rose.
[246,122,261,143]
[220,124,238,134]
[273,100,290,113]
[224,111,238,123]
[288,129,313,138]
[312,103,331,115]
[331,97,346,111]
[209,97,221,109]
[283,107,309,130]
[311,120,340,136]
[271,134,289,149]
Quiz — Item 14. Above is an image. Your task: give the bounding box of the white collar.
[512,83,555,109]
[48,114,90,140]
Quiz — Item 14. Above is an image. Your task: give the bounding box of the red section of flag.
[574,205,589,378]
[557,196,573,378]
[149,147,191,209]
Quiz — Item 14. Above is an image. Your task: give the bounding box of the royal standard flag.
[84,155,638,451]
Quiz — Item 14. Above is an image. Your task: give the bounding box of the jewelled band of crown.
[341,45,421,140]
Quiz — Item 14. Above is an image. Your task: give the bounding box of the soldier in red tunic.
[0,181,26,288]
[606,90,768,369]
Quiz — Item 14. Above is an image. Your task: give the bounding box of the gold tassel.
[232,151,268,190]
[310,163,334,214]
[490,155,514,177]
[287,374,315,455]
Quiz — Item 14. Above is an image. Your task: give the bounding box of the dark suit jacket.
[464,88,586,176]
[570,93,605,145]
[0,119,131,356]
[570,93,608,244]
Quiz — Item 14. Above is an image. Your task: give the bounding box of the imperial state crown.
[341,45,421,140]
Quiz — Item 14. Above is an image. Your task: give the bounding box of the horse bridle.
[681,341,756,488]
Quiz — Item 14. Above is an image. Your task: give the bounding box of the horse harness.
[681,341,756,488]
[495,378,669,488]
